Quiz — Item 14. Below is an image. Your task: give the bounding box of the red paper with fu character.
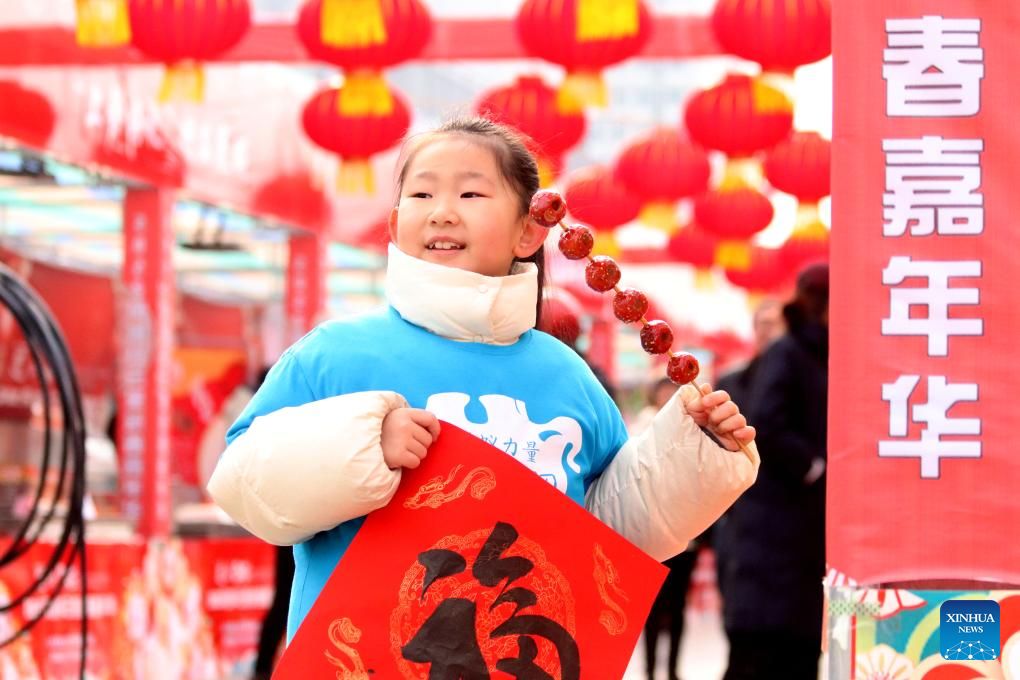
[272,422,666,679]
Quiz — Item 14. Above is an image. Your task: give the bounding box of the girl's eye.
[461,192,485,198]
[410,192,431,199]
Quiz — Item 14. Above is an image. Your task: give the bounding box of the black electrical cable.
[0,261,87,680]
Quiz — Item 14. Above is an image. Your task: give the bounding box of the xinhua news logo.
[940,600,1000,660]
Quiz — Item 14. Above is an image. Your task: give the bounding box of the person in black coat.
[716,298,785,408]
[716,264,829,680]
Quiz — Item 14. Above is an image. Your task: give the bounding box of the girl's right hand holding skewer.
[381,408,442,470]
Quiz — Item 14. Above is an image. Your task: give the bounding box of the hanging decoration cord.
[0,261,88,679]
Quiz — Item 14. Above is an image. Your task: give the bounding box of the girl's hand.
[381,408,441,469]
[682,383,756,452]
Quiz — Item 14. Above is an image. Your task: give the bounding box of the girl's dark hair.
[395,116,546,326]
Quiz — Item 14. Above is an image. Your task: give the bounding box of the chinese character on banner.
[883,136,984,236]
[884,16,984,117]
[879,374,981,478]
[881,255,983,356]
[271,423,666,680]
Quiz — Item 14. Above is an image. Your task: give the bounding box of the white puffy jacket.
[207,245,759,560]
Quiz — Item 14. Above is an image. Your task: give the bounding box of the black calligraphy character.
[475,522,581,680]
[495,636,554,679]
[401,522,581,680]
[401,598,489,679]
[418,549,467,598]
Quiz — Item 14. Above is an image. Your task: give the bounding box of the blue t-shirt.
[226,306,629,642]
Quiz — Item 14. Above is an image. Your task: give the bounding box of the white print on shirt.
[883,16,983,117]
[425,393,583,492]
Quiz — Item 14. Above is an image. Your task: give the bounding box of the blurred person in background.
[715,265,829,680]
[715,298,784,409]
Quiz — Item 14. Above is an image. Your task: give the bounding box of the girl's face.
[389,135,546,277]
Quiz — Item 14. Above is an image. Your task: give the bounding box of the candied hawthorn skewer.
[529,189,755,464]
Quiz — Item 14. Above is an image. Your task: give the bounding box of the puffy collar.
[384,243,538,345]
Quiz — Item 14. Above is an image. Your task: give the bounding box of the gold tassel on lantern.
[158,62,205,102]
[576,0,638,41]
[791,202,829,240]
[338,70,394,117]
[322,0,387,48]
[558,71,607,111]
[637,202,678,235]
[75,0,131,47]
[337,159,375,195]
[693,268,714,290]
[714,240,752,271]
[751,77,794,116]
[536,157,557,188]
[591,230,621,259]
[719,157,764,190]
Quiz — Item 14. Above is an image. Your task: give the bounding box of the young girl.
[207,117,759,646]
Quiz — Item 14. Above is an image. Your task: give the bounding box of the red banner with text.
[0,65,391,240]
[829,1,1020,584]
[117,188,175,537]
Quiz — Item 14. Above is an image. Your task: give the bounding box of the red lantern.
[0,82,55,149]
[779,204,829,271]
[684,74,794,158]
[75,0,131,47]
[712,0,832,73]
[695,186,774,241]
[538,288,585,346]
[516,0,652,110]
[129,0,251,102]
[475,76,587,187]
[723,246,787,293]
[299,0,430,64]
[763,131,831,203]
[301,83,411,194]
[695,185,774,270]
[667,225,719,269]
[354,216,392,254]
[614,127,711,233]
[254,172,333,231]
[780,235,828,272]
[297,0,431,116]
[562,165,642,257]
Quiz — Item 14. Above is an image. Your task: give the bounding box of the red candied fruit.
[639,320,673,354]
[558,225,594,260]
[667,352,700,385]
[529,190,567,228]
[585,256,621,292]
[612,288,648,323]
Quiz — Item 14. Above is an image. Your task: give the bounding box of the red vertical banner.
[119,188,175,538]
[829,2,1020,583]
[285,230,327,343]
